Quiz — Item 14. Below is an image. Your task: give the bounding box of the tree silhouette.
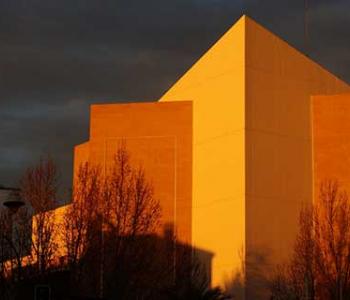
[0,145,220,300]
[19,156,59,276]
[270,179,350,300]
[62,142,162,299]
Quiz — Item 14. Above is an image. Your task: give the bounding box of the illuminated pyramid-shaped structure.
[71,15,350,299]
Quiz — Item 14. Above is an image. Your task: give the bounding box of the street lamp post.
[3,191,25,213]
[1,187,25,256]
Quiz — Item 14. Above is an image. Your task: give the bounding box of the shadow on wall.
[225,270,244,300]
[2,222,217,300]
[224,246,272,300]
[246,246,271,299]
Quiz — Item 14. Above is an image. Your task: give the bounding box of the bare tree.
[6,207,31,280]
[61,143,162,299]
[270,208,315,300]
[104,142,161,236]
[289,204,315,300]
[0,209,12,300]
[19,156,59,275]
[313,180,350,299]
[0,145,220,300]
[270,179,350,300]
[61,162,101,295]
[0,204,31,299]
[101,143,162,299]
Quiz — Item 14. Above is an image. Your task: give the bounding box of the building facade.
[15,15,350,299]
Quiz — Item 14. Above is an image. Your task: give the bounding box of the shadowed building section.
[312,94,350,201]
[244,17,349,299]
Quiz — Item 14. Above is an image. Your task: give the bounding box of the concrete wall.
[160,16,246,289]
[160,15,350,298]
[312,94,350,200]
[73,142,90,182]
[74,101,193,244]
[245,18,350,299]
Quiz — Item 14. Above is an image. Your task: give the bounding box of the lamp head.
[1,187,24,213]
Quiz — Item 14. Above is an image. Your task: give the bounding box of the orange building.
[74,101,193,244]
[29,15,350,299]
[312,93,350,204]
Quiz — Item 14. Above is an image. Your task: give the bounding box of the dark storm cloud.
[0,0,244,105]
[0,0,244,189]
[0,99,88,190]
[308,0,350,81]
[0,0,349,192]
[246,0,350,82]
